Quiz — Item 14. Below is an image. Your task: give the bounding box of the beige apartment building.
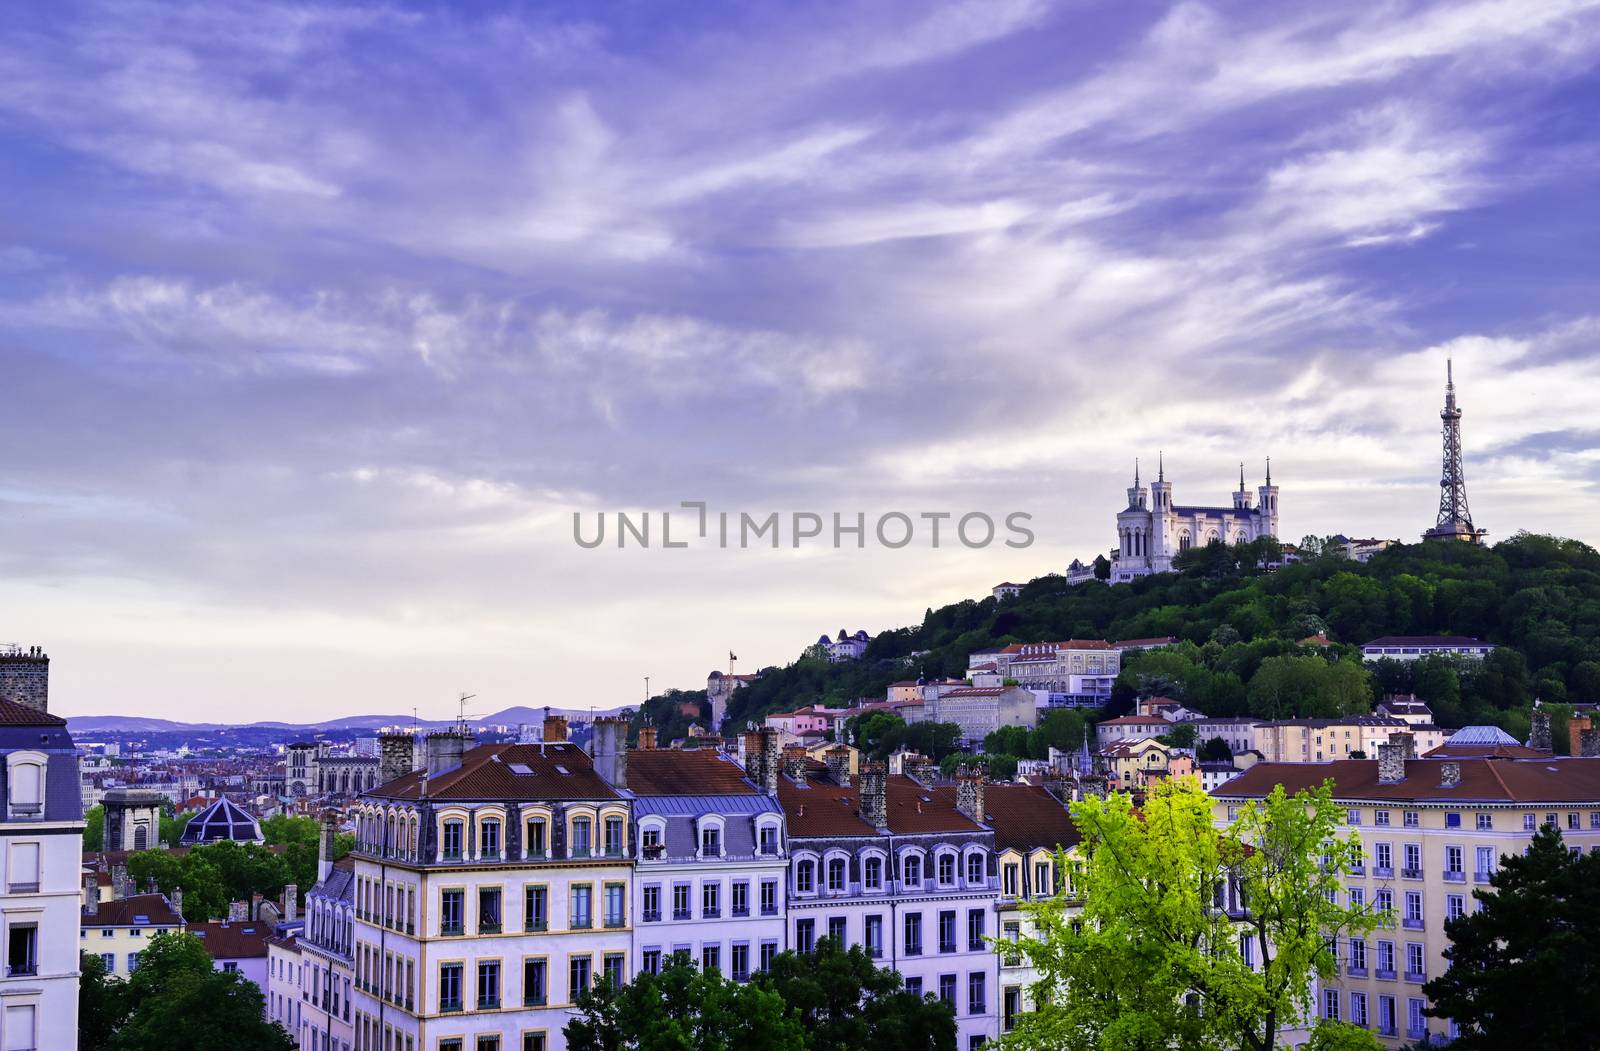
[1252,717,1445,764]
[1214,746,1600,1047]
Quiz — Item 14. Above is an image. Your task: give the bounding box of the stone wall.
[0,647,49,712]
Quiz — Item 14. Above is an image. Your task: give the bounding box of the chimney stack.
[1377,742,1407,785]
[1579,728,1600,758]
[318,810,338,884]
[83,875,98,915]
[1569,715,1594,756]
[825,746,852,787]
[172,886,183,918]
[590,717,628,790]
[543,713,568,743]
[378,734,416,786]
[228,899,248,923]
[1440,761,1461,788]
[250,892,264,920]
[425,730,472,777]
[1530,708,1553,753]
[903,752,935,786]
[858,761,887,828]
[283,883,298,923]
[956,766,986,823]
[638,722,658,750]
[781,744,809,783]
[1389,731,1416,759]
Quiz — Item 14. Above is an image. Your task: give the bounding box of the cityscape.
[4,3,1600,1051]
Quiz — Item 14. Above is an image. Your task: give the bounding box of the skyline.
[4,1,1600,721]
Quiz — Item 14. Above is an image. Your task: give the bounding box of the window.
[440,889,464,935]
[479,887,502,934]
[478,1038,501,1051]
[1349,938,1366,973]
[731,943,749,981]
[527,817,548,857]
[938,853,956,886]
[1377,940,1395,976]
[967,971,986,1015]
[1323,988,1340,1021]
[1346,809,1361,825]
[1446,894,1464,920]
[439,962,463,1011]
[967,909,985,951]
[1239,932,1254,969]
[702,882,721,919]
[1523,813,1537,831]
[481,818,501,859]
[906,977,923,997]
[827,916,847,945]
[1408,998,1426,1037]
[5,924,37,978]
[1004,986,1021,1032]
[571,817,592,857]
[569,955,592,995]
[904,913,923,956]
[759,825,778,855]
[605,883,626,928]
[966,853,985,884]
[1405,942,1425,980]
[1403,811,1419,828]
[865,915,884,958]
[3,1006,35,1051]
[1476,846,1495,881]
[938,910,957,954]
[127,952,140,972]
[731,881,749,917]
[7,760,41,817]
[796,861,815,894]
[1374,810,1390,826]
[673,884,691,920]
[478,960,501,1009]
[759,941,778,973]
[603,953,624,988]
[1445,845,1463,877]
[1475,813,1492,831]
[604,816,624,857]
[641,949,661,975]
[1569,812,1581,831]
[100,952,114,972]
[523,958,547,1006]
[864,856,883,890]
[1403,892,1423,927]
[938,974,957,1006]
[903,855,922,887]
[1034,861,1051,896]
[1349,886,1365,908]
[760,880,778,916]
[1375,888,1393,920]
[1003,864,1018,897]
[525,885,548,931]
[827,857,846,892]
[442,820,464,860]
[6,842,39,894]
[701,825,722,856]
[1445,812,1461,829]
[571,885,592,929]
[1379,995,1397,1035]
[1351,991,1368,1027]
[796,919,816,955]
[1402,843,1422,877]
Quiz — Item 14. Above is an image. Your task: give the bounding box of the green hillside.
[633,533,1600,747]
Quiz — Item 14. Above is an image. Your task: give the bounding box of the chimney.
[172,886,183,918]
[543,713,568,743]
[1569,715,1594,756]
[1530,708,1553,753]
[250,892,264,920]
[228,899,248,922]
[83,875,98,915]
[590,717,628,790]
[378,734,415,786]
[858,761,887,828]
[283,884,298,923]
[425,730,472,777]
[638,722,658,750]
[1579,728,1600,758]
[781,744,809,783]
[318,811,338,884]
[1440,761,1461,788]
[1377,743,1407,785]
[1389,731,1415,759]
[825,746,852,787]
[903,753,935,786]
[956,766,986,823]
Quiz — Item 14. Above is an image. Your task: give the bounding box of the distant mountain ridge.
[62,704,630,735]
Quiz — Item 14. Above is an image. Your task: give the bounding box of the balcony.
[641,844,666,861]
[1474,870,1494,884]
[1443,870,1465,883]
[731,906,749,918]
[440,999,463,1013]
[939,942,957,955]
[440,923,464,937]
[1373,866,1394,879]
[524,994,547,1007]
[478,996,501,1010]
[1407,1025,1426,1039]
[571,918,593,930]
[604,916,627,929]
[442,850,463,862]
[1347,966,1368,978]
[703,908,721,920]
[1378,1024,1397,1038]
[1376,968,1396,981]
[525,920,548,933]
[1348,864,1364,876]
[673,909,691,922]
[479,922,502,935]
[642,911,661,924]
[732,969,750,982]
[1400,868,1422,880]
[1405,970,1426,984]
[6,963,37,978]
[1402,918,1425,931]
[761,904,779,917]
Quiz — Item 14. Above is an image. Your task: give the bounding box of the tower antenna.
[1423,359,1481,543]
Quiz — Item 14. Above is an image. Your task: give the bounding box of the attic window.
[133,915,149,924]
[554,765,571,775]
[508,763,533,775]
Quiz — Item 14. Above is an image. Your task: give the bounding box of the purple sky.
[3,1,1599,721]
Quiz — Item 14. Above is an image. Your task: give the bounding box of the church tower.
[1256,458,1279,537]
[1232,463,1253,511]
[1125,460,1147,510]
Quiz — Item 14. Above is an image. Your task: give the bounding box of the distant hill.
[64,703,630,737]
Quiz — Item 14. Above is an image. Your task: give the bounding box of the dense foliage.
[79,932,296,1050]
[1001,778,1380,1051]
[566,939,955,1051]
[630,533,1600,738]
[1424,825,1600,1048]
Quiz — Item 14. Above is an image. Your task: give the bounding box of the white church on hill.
[1109,457,1279,583]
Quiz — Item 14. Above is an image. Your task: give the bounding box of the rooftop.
[190,919,272,960]
[0,697,66,726]
[1361,635,1493,648]
[626,748,757,796]
[1214,756,1600,804]
[778,772,982,837]
[84,892,183,928]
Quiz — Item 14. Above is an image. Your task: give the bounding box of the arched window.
[863,855,883,890]
[526,817,548,858]
[796,859,815,894]
[938,852,956,886]
[603,815,624,857]
[967,852,986,884]
[441,819,464,860]
[903,854,922,887]
[480,818,501,859]
[571,816,593,857]
[827,857,846,892]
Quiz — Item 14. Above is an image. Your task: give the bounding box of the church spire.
[1134,457,1140,489]
[1265,456,1271,487]
[1239,462,1246,493]
[1158,451,1164,483]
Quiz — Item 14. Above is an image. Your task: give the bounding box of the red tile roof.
[0,698,66,726]
[83,893,183,928]
[777,773,982,837]
[626,749,756,796]
[1214,756,1600,803]
[369,742,620,801]
[943,783,1079,853]
[190,919,272,959]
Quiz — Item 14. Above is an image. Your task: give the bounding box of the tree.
[98,931,296,1050]
[1159,722,1197,749]
[1002,778,1378,1051]
[1305,1020,1384,1051]
[758,938,956,1051]
[84,804,105,851]
[1197,736,1232,762]
[846,711,906,758]
[80,950,128,1048]
[1424,825,1600,1048]
[566,953,806,1051]
[1093,554,1110,581]
[984,725,1032,759]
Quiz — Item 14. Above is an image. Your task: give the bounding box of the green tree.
[566,953,806,1051]
[106,931,296,1050]
[1159,722,1197,749]
[1002,778,1379,1051]
[1305,1019,1384,1051]
[758,938,956,1051]
[846,711,906,758]
[1031,709,1087,758]
[84,804,105,852]
[1197,736,1233,762]
[900,722,963,761]
[984,725,1032,759]
[80,950,129,1048]
[1424,825,1600,1048]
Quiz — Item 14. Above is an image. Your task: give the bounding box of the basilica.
[1109,458,1279,583]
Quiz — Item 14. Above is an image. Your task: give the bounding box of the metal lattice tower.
[1423,359,1482,543]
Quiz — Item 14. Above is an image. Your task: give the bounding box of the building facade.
[1112,460,1279,583]
[1360,636,1496,663]
[0,698,85,1051]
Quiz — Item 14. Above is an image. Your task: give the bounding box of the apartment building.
[967,640,1121,703]
[348,725,632,1051]
[0,698,85,1051]
[1253,717,1445,764]
[1213,746,1600,1047]
[79,890,184,978]
[296,846,355,1051]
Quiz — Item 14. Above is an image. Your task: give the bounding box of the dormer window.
[827,857,846,892]
[903,855,922,887]
[604,816,623,857]
[796,860,815,894]
[480,818,501,859]
[701,826,722,856]
[863,856,883,890]
[526,817,548,858]
[938,853,955,886]
[966,852,986,884]
[758,824,778,855]
[6,754,44,820]
[441,820,464,861]
[571,817,592,857]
